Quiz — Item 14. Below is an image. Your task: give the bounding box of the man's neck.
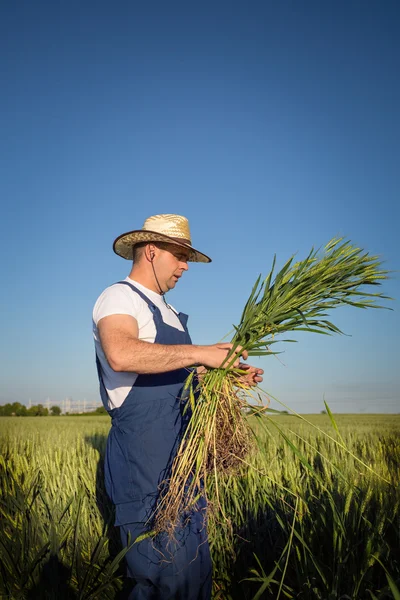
[128,267,161,295]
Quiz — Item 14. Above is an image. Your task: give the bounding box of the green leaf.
[372,555,400,600]
[324,399,345,446]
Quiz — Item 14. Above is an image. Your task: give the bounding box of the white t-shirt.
[92,277,184,409]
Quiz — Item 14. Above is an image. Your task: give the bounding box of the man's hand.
[196,343,248,370]
[234,362,264,388]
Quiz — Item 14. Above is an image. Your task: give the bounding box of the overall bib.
[96,282,212,600]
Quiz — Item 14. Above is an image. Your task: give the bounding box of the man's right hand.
[195,343,248,370]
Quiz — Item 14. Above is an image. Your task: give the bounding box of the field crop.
[0,414,399,599]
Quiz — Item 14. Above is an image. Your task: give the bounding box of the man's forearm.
[107,336,202,374]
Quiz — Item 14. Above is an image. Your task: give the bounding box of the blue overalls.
[96,282,212,600]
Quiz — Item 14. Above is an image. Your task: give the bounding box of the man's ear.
[147,243,156,261]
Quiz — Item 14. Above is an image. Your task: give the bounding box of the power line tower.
[64,397,71,414]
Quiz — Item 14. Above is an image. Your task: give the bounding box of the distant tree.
[27,404,49,416]
[10,402,28,416]
[16,404,27,416]
[95,406,108,415]
[0,403,28,416]
[50,405,62,416]
[320,409,327,414]
[37,404,48,416]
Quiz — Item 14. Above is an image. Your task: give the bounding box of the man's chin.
[166,280,176,291]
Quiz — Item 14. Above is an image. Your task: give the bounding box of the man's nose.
[181,261,189,271]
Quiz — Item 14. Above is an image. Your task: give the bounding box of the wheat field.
[0,414,399,599]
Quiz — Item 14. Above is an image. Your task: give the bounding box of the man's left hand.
[235,363,264,388]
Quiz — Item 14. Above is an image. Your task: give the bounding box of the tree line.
[0,403,108,416]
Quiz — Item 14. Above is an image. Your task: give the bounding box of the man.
[93,214,263,599]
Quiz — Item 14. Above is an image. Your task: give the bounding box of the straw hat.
[113,214,212,263]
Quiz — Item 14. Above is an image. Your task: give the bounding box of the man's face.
[153,243,190,292]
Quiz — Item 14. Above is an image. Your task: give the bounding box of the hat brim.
[113,230,212,263]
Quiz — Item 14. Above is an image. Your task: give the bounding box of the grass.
[0,413,399,599]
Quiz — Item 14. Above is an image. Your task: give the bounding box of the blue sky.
[1,1,399,413]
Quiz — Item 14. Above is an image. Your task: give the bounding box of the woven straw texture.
[113,214,211,263]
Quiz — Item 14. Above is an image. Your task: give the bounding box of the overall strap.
[116,281,158,314]
[116,281,188,331]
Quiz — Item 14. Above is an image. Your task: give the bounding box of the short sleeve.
[93,284,143,326]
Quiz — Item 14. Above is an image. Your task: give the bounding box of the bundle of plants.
[154,238,391,535]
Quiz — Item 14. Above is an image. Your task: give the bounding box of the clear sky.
[1,1,399,413]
